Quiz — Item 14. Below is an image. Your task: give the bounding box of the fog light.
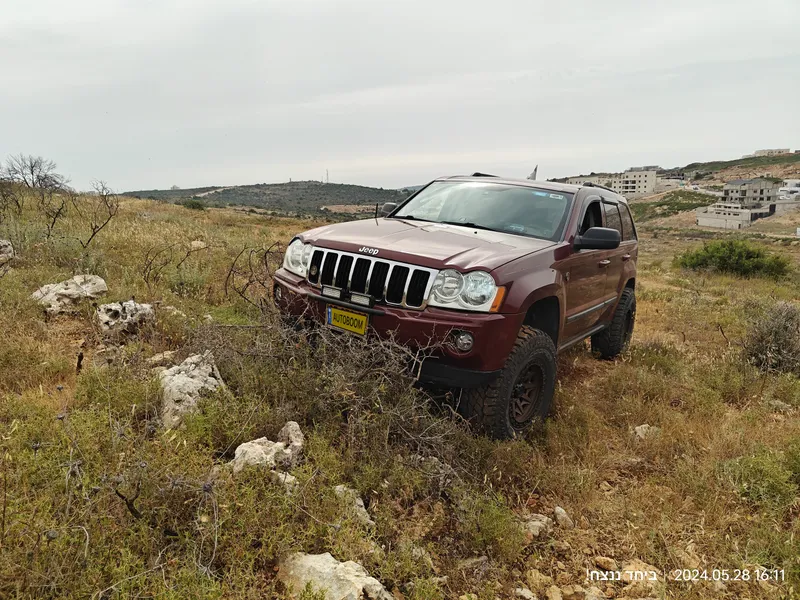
[350,293,371,307]
[453,331,474,352]
[322,286,341,299]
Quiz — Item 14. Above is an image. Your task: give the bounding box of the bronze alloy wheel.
[509,362,544,426]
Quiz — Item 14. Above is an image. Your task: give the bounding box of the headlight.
[429,269,503,312]
[283,239,314,277]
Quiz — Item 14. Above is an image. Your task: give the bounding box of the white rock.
[522,514,554,539]
[583,587,605,600]
[146,350,178,367]
[159,352,225,428]
[594,556,617,571]
[632,424,661,441]
[559,585,585,600]
[0,240,15,265]
[97,300,155,335]
[544,586,563,600]
[278,552,393,600]
[554,506,575,529]
[514,587,538,600]
[230,421,305,474]
[334,485,375,527]
[31,274,108,314]
[269,470,300,494]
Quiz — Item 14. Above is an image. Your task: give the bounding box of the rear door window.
[602,201,622,235]
[619,204,637,240]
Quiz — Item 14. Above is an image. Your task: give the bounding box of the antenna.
[326,169,329,184]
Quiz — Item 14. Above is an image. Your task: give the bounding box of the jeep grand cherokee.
[274,174,638,439]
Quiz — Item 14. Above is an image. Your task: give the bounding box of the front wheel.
[591,287,636,359]
[460,326,557,440]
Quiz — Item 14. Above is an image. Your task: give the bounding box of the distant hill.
[123,181,408,216]
[672,152,800,175]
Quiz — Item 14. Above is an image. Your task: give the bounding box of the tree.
[71,180,120,248]
[4,154,64,190]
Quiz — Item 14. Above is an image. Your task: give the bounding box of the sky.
[1,0,798,191]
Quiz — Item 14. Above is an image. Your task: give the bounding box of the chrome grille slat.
[306,247,438,309]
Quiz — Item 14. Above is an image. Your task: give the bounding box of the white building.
[565,168,657,198]
[779,180,800,200]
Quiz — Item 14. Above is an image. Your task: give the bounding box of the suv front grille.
[307,248,438,309]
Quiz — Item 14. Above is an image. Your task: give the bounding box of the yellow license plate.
[326,305,368,335]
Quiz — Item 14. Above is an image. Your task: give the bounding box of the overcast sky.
[1,0,798,191]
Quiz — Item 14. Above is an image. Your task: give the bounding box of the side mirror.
[573,227,621,251]
[379,202,397,217]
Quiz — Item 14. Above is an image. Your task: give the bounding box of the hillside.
[124,181,408,216]
[1,191,799,598]
[671,153,800,185]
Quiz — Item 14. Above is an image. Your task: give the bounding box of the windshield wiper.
[393,214,428,221]
[439,220,497,232]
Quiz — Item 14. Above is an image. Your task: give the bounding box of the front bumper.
[273,268,524,385]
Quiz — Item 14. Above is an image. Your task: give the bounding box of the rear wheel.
[460,326,557,439]
[591,287,636,359]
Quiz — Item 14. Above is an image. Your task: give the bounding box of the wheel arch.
[523,295,561,348]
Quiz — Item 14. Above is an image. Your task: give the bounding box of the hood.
[297,217,555,271]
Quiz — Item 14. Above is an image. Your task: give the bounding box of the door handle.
[622,254,631,261]
[598,259,611,267]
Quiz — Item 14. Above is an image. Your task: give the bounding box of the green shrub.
[674,239,790,278]
[179,199,207,210]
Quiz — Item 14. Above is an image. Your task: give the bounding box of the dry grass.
[1,196,799,599]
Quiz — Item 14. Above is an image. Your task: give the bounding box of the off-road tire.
[460,326,557,440]
[591,287,636,359]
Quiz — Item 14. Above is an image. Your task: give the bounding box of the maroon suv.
[274,174,638,439]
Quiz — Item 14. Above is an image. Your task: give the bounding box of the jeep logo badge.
[358,246,379,255]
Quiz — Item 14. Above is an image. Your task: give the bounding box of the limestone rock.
[554,506,575,529]
[620,559,662,597]
[159,352,225,428]
[31,274,108,314]
[334,485,375,527]
[594,556,617,571]
[514,588,538,600]
[632,424,661,441]
[97,300,155,335]
[560,585,585,600]
[278,552,393,600]
[525,569,554,592]
[0,240,15,265]
[583,587,605,600]
[230,421,305,474]
[544,586,563,600]
[146,350,178,367]
[190,239,208,250]
[522,514,554,540]
[269,470,300,494]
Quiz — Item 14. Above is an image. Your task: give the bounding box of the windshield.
[392,181,573,241]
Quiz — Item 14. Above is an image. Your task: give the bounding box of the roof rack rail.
[471,172,498,177]
[582,181,616,193]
